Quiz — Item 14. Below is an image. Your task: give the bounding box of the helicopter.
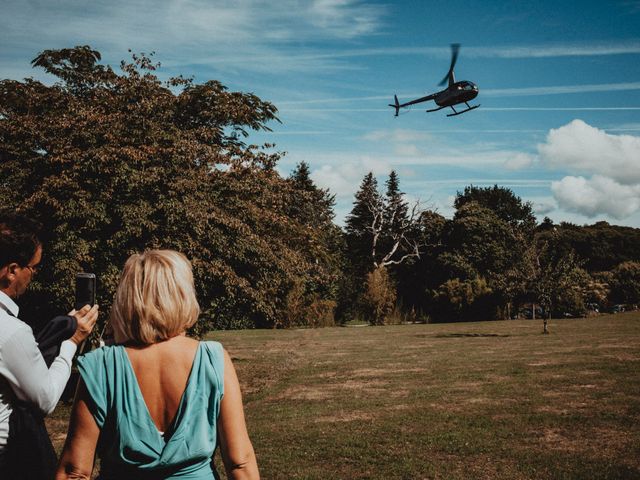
[390,44,479,117]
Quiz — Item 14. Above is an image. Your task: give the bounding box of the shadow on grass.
[432,333,511,338]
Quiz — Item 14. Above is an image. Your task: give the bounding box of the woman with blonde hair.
[56,250,259,480]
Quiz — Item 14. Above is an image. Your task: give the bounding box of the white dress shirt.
[0,291,77,449]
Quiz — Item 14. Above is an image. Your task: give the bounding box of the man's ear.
[1,263,20,281]
[0,264,16,288]
[6,262,20,276]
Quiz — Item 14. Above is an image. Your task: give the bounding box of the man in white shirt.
[0,213,99,468]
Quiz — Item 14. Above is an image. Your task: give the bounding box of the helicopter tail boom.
[389,93,438,116]
[388,95,400,117]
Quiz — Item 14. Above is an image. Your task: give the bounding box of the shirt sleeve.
[1,326,77,414]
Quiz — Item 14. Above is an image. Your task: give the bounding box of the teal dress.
[77,341,224,480]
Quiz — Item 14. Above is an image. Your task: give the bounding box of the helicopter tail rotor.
[388,94,400,117]
[438,43,460,87]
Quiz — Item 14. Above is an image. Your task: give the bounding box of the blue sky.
[2,0,640,226]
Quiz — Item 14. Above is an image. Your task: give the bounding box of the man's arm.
[0,304,98,414]
[1,326,76,414]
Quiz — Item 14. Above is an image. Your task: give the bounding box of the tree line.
[343,177,640,328]
[2,46,639,332]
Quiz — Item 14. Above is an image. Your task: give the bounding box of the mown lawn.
[49,313,640,479]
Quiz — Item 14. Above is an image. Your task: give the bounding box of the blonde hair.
[110,250,200,345]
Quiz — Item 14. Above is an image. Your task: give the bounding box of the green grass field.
[49,314,640,479]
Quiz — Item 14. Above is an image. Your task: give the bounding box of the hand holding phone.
[75,273,96,311]
[72,273,98,348]
[69,304,99,346]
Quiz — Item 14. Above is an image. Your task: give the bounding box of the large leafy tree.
[429,200,529,321]
[0,46,337,331]
[454,184,536,235]
[443,186,537,319]
[282,162,344,326]
[524,241,589,333]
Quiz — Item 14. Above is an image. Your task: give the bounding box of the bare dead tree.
[365,197,431,269]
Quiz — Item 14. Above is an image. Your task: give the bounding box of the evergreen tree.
[284,161,344,326]
[345,172,381,273]
[384,170,408,237]
[288,161,335,226]
[339,173,380,322]
[290,161,314,190]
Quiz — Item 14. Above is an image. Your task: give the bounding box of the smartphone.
[75,273,96,311]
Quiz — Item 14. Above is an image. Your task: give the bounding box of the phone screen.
[75,273,96,311]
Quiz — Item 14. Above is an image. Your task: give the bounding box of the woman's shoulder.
[77,344,122,368]
[200,340,225,358]
[199,340,225,386]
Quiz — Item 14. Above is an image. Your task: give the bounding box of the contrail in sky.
[483,82,640,96]
[279,107,640,112]
[298,43,640,60]
[276,82,640,106]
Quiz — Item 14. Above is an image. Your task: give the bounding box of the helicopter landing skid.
[447,103,480,117]
[426,105,447,113]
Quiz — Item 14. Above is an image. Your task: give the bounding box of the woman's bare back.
[124,335,199,433]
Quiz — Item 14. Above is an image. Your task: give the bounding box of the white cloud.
[309,155,392,198]
[394,144,421,156]
[532,199,556,216]
[312,164,360,198]
[504,152,535,170]
[551,175,640,219]
[538,120,640,219]
[309,0,385,38]
[538,119,640,185]
[0,0,387,78]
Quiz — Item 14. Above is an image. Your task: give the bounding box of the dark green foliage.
[344,172,380,275]
[395,210,447,317]
[283,162,344,326]
[341,171,427,324]
[431,277,495,322]
[538,221,640,272]
[0,46,337,331]
[425,202,527,321]
[526,242,589,319]
[339,173,380,321]
[609,261,640,306]
[445,202,523,280]
[383,170,408,242]
[455,184,536,234]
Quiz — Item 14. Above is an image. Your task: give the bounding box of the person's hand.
[68,304,99,346]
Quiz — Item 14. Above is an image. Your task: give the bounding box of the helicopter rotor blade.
[438,43,460,86]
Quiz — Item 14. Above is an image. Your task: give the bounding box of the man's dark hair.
[0,212,42,267]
